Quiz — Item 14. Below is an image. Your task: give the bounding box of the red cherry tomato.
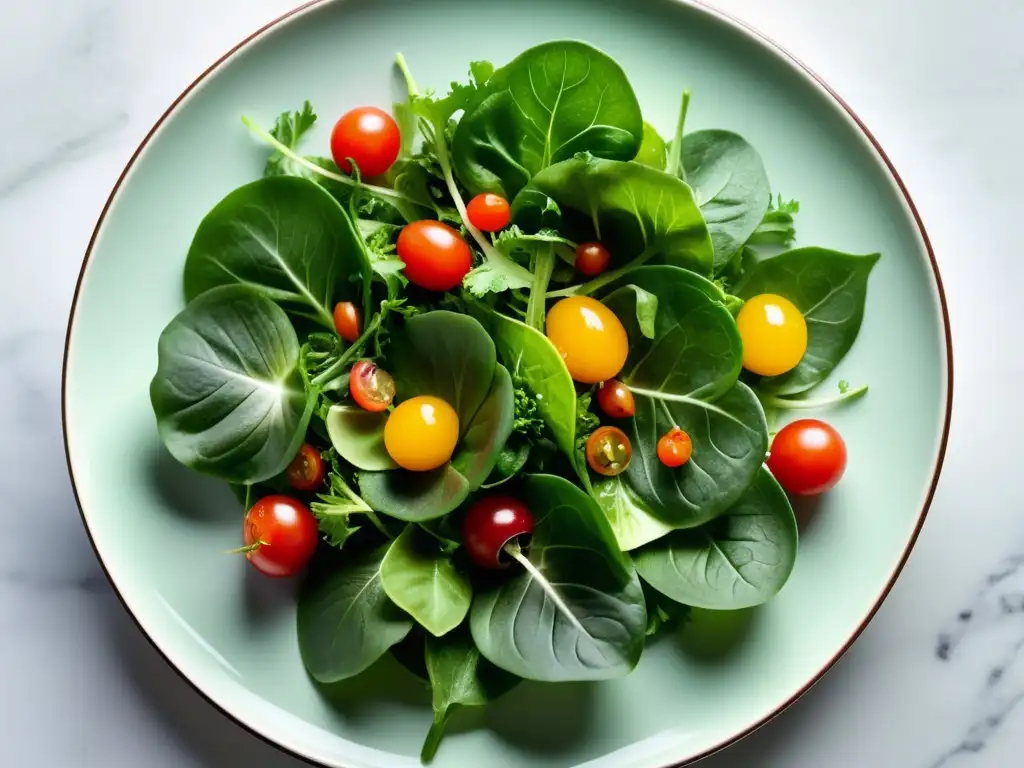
[596,379,635,419]
[657,428,693,468]
[466,193,511,232]
[333,301,361,343]
[575,242,611,277]
[767,418,847,495]
[349,360,395,412]
[586,426,632,476]
[397,220,473,292]
[462,496,535,569]
[286,443,326,491]
[242,496,318,577]
[330,107,401,178]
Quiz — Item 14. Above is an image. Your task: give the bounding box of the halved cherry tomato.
[330,106,401,178]
[657,427,693,468]
[586,426,632,476]
[333,301,361,343]
[462,496,535,568]
[384,395,460,472]
[768,418,847,495]
[397,220,473,292]
[242,495,318,578]
[575,242,611,277]
[286,443,326,491]
[349,360,395,412]
[546,297,629,384]
[736,294,807,377]
[466,193,511,232]
[597,379,635,419]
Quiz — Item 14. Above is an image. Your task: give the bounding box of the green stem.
[225,540,266,556]
[547,246,657,299]
[666,89,692,181]
[526,244,556,331]
[759,384,869,411]
[364,509,391,539]
[309,311,385,388]
[243,484,252,512]
[420,711,450,764]
[395,53,421,97]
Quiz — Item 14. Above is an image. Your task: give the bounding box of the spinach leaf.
[381,526,472,638]
[735,247,881,395]
[470,474,647,682]
[358,312,515,521]
[601,284,658,339]
[421,626,520,763]
[512,155,714,278]
[150,286,314,484]
[452,41,643,199]
[297,543,414,683]
[592,475,672,551]
[634,468,798,609]
[681,130,771,271]
[635,121,667,170]
[183,176,371,330]
[325,404,397,471]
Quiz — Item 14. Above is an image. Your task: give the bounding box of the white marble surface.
[2,0,1020,765]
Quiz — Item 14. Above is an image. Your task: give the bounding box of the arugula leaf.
[265,101,318,177]
[309,451,370,548]
[748,194,800,246]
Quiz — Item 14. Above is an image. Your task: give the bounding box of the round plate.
[62,0,952,766]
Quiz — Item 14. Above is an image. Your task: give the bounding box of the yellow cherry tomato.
[546,297,629,384]
[736,294,808,376]
[384,396,460,472]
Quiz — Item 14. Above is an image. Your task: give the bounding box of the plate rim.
[60,1,954,766]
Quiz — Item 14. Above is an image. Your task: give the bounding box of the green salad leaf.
[635,121,668,170]
[325,404,397,471]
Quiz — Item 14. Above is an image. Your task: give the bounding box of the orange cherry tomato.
[349,360,395,412]
[333,301,361,343]
[384,395,460,472]
[330,106,401,178]
[397,220,473,292]
[466,193,511,232]
[736,294,808,377]
[657,428,693,468]
[286,443,326,491]
[586,426,633,476]
[546,296,629,384]
[575,242,611,277]
[242,496,318,578]
[596,379,635,419]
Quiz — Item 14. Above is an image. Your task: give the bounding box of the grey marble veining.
[1,0,1020,766]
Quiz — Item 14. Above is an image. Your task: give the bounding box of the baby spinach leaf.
[452,41,644,199]
[297,543,414,683]
[421,626,520,763]
[601,284,658,339]
[149,286,315,485]
[635,121,668,170]
[183,176,371,330]
[735,248,881,395]
[680,130,771,271]
[470,474,647,682]
[513,155,714,277]
[381,526,471,638]
[325,404,397,471]
[592,474,672,551]
[634,468,798,609]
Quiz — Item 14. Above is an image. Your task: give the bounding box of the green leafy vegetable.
[452,40,644,199]
[309,453,369,549]
[600,284,658,339]
[297,544,414,683]
[592,475,672,551]
[150,286,315,484]
[748,195,800,246]
[325,404,397,471]
[635,121,668,169]
[634,468,798,609]
[183,176,371,330]
[470,474,647,681]
[381,526,472,637]
[735,247,880,395]
[641,580,692,637]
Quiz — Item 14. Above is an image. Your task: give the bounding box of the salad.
[149,40,878,762]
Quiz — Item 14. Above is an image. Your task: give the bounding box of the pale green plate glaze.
[62,0,951,766]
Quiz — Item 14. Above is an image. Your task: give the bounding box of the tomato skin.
[596,379,635,419]
[466,193,511,232]
[286,444,326,491]
[330,107,401,178]
[546,297,629,384]
[397,220,473,292]
[333,302,361,343]
[586,426,633,476]
[767,418,847,495]
[242,496,318,578]
[349,360,395,412]
[384,395,460,472]
[575,242,611,277]
[462,496,535,568]
[657,428,693,468]
[736,294,808,377]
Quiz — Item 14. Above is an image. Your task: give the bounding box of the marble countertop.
[2,0,1019,765]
